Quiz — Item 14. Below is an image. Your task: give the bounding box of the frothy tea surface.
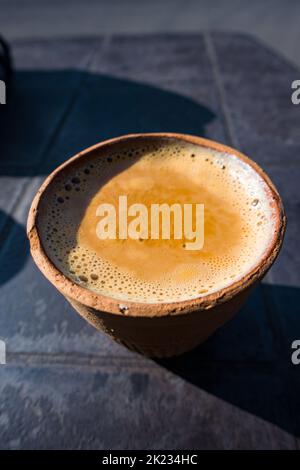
[38,138,276,303]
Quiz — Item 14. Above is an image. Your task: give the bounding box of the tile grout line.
[205,32,299,444]
[203,32,239,149]
[5,350,277,370]
[204,28,288,392]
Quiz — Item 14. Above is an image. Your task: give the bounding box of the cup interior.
[27,133,286,318]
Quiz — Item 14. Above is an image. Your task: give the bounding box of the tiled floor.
[0,33,299,449]
[1,0,300,66]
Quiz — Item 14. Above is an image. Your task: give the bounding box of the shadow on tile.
[0,69,215,176]
[156,284,300,437]
[0,209,28,286]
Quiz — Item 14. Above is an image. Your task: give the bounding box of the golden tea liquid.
[38,138,276,303]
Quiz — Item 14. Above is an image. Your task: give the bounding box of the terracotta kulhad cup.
[27,133,286,357]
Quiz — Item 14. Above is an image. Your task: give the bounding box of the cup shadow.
[155,283,300,437]
[0,69,215,176]
[0,210,28,286]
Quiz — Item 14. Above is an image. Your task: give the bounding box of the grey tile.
[211,33,300,166]
[0,364,296,449]
[11,37,99,70]
[236,138,300,169]
[0,39,98,172]
[0,259,124,356]
[265,166,300,206]
[262,282,300,358]
[290,369,300,449]
[174,285,278,363]
[2,0,300,67]
[0,177,29,233]
[260,204,300,359]
[45,34,228,167]
[267,204,300,286]
[258,167,300,288]
[94,34,212,86]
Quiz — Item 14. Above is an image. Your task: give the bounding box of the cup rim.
[27,133,286,318]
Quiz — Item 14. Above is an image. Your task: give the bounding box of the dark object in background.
[0,35,13,85]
